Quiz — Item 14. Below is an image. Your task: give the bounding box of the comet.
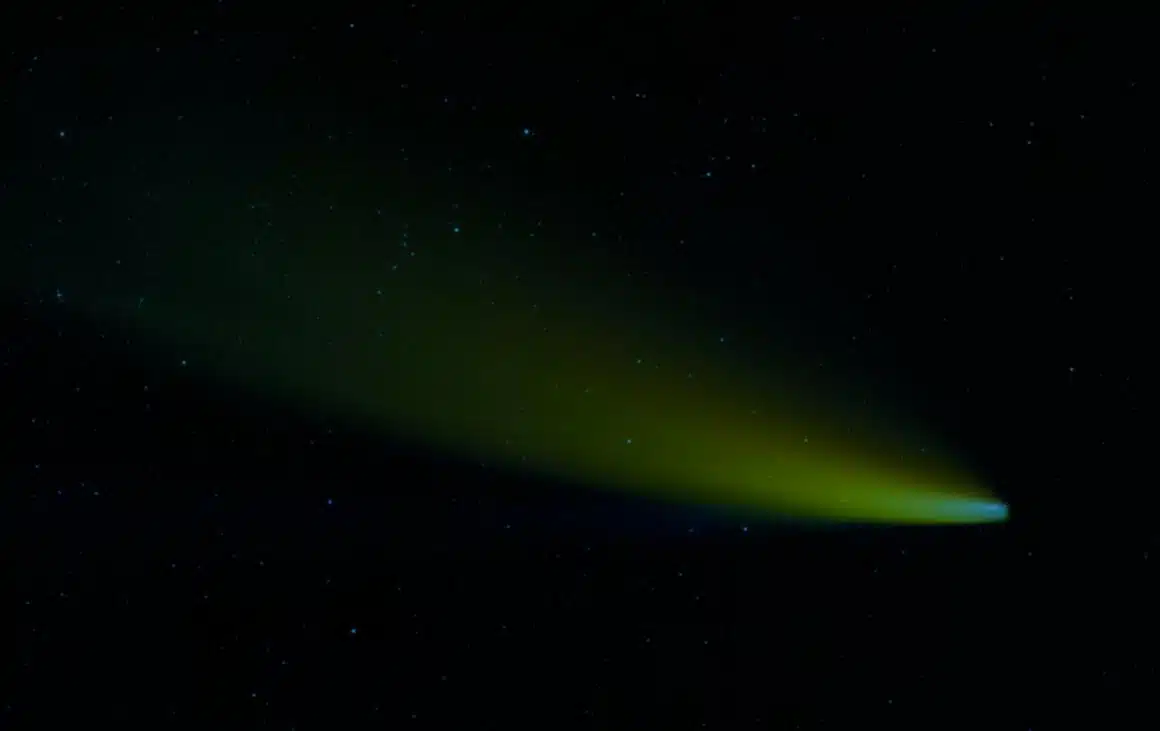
[5,186,1005,526]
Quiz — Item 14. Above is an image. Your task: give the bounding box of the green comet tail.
[15,210,1004,526]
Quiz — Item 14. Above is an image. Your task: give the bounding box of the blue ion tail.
[949,498,1009,523]
[911,495,1009,524]
[777,485,1012,526]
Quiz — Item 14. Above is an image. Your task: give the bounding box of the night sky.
[1,2,1152,728]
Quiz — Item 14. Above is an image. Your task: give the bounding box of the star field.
[0,2,1153,728]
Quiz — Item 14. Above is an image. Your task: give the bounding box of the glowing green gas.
[15,203,1004,525]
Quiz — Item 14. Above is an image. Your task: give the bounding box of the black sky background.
[1,2,1153,728]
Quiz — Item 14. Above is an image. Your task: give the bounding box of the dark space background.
[0,2,1152,728]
